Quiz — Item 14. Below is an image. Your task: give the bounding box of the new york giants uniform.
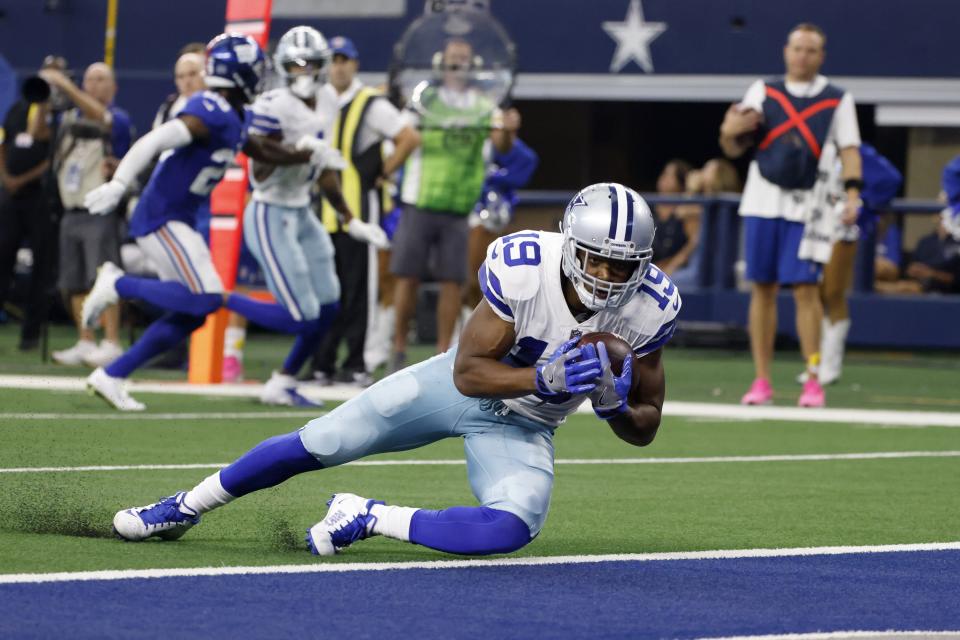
[243,87,340,321]
[297,229,680,535]
[129,90,248,293]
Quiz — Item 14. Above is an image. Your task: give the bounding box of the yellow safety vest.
[321,86,394,233]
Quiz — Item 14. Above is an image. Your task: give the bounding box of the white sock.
[182,472,235,515]
[369,504,418,542]
[224,326,246,361]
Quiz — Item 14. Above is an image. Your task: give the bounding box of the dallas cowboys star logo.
[602,0,667,73]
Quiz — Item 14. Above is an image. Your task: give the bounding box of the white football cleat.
[81,261,123,329]
[306,493,383,556]
[260,371,322,407]
[83,340,123,368]
[87,367,145,411]
[113,491,200,541]
[52,339,97,366]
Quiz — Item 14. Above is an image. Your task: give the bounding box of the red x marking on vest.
[758,86,840,159]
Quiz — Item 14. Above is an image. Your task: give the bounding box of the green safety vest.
[403,86,493,215]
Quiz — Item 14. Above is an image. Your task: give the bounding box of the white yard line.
[2,373,959,426]
[2,451,959,474]
[0,541,957,585]
[0,411,322,421]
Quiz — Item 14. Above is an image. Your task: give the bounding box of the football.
[576,332,636,378]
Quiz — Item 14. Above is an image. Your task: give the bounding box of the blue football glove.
[589,341,633,420]
[535,338,601,398]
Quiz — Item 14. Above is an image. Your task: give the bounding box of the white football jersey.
[480,231,681,426]
[248,86,339,208]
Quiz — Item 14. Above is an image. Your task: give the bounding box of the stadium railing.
[514,191,959,348]
[515,191,946,293]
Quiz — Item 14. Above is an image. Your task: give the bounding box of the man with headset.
[389,37,519,371]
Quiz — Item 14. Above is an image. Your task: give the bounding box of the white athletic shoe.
[81,261,123,329]
[260,371,323,407]
[87,367,145,411]
[113,491,200,541]
[305,493,383,556]
[83,340,123,368]
[52,339,97,366]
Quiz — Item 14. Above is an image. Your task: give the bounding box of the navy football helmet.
[204,33,266,103]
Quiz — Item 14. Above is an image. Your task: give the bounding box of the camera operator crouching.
[46,62,134,368]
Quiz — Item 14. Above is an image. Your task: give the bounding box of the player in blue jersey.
[81,33,355,410]
[112,182,681,558]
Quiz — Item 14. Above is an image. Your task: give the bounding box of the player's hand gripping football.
[84,180,126,215]
[589,341,633,420]
[535,338,601,399]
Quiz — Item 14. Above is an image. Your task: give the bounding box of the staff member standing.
[311,36,421,387]
[720,23,862,408]
[390,38,518,372]
[46,62,133,368]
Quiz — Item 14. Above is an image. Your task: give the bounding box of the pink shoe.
[741,378,773,405]
[798,378,825,408]
[222,356,244,383]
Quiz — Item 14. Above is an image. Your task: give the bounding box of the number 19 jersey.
[479,230,681,426]
[129,91,248,238]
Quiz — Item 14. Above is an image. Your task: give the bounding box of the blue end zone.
[1,550,958,639]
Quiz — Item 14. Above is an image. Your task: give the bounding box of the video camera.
[21,55,73,111]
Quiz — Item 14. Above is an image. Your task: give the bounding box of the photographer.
[45,62,133,368]
[0,57,62,351]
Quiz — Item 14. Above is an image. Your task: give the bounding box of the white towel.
[798,143,846,263]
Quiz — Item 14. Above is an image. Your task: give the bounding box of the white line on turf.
[0,411,322,421]
[2,374,959,427]
[2,451,959,474]
[699,632,960,640]
[1,541,958,585]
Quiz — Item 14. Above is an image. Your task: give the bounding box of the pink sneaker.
[222,356,244,383]
[798,378,825,408]
[741,378,773,405]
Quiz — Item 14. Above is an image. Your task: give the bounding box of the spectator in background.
[152,52,205,130]
[308,36,421,387]
[873,211,960,295]
[651,159,693,274]
[389,38,518,371]
[875,158,960,295]
[462,132,539,310]
[664,158,742,290]
[719,23,862,408]
[0,57,60,351]
[802,143,901,385]
[45,62,133,367]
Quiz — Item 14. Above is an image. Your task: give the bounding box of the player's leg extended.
[310,402,551,557]
[226,203,338,371]
[305,364,553,555]
[113,351,469,542]
[86,222,224,410]
[424,410,554,554]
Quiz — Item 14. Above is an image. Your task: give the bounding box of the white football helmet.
[560,182,655,311]
[274,26,331,99]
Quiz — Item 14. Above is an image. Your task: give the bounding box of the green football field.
[0,323,958,576]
